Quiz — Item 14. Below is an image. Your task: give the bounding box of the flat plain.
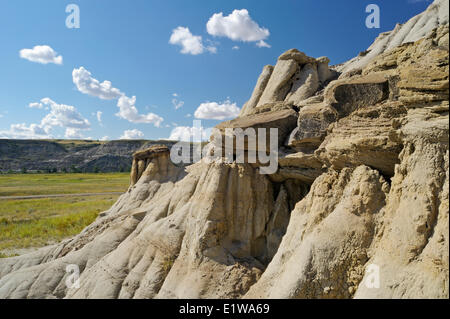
[0,173,130,257]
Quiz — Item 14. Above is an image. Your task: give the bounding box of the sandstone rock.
[268,167,322,184]
[0,1,448,300]
[257,59,298,107]
[278,49,316,65]
[285,63,320,106]
[360,24,449,108]
[245,166,390,298]
[316,56,338,84]
[337,0,449,74]
[248,101,295,116]
[355,107,449,298]
[324,74,390,117]
[273,150,325,184]
[287,103,338,150]
[213,109,298,152]
[315,102,406,177]
[239,65,274,117]
[0,159,309,298]
[278,150,323,169]
[130,145,174,185]
[297,93,324,107]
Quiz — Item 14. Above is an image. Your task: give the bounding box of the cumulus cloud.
[116,95,164,127]
[29,102,44,109]
[100,136,109,141]
[0,123,51,139]
[206,9,270,47]
[194,100,240,120]
[72,67,123,100]
[256,40,271,48]
[120,129,144,140]
[40,98,91,130]
[65,128,85,139]
[72,67,164,127]
[232,45,240,50]
[169,27,217,55]
[1,98,91,139]
[19,45,63,65]
[168,126,211,142]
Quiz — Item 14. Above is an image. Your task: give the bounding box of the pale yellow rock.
[285,63,320,106]
[0,3,448,300]
[245,165,390,298]
[240,65,274,117]
[257,59,298,107]
[355,107,449,299]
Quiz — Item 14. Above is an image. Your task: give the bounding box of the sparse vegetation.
[0,195,116,252]
[0,173,130,255]
[0,172,129,197]
[162,255,177,275]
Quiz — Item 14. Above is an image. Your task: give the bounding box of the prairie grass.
[0,195,118,252]
[0,172,129,197]
[0,172,129,256]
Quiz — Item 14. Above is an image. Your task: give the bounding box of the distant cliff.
[0,139,178,173]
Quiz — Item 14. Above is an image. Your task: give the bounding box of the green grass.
[0,195,118,252]
[0,172,130,197]
[0,172,130,256]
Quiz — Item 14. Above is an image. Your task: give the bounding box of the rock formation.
[0,0,448,299]
[0,139,179,173]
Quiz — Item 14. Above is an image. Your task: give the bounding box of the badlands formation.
[0,0,448,299]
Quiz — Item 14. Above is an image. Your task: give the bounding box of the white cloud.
[0,123,50,139]
[194,100,240,120]
[206,9,270,47]
[100,136,109,141]
[1,98,91,139]
[72,67,164,126]
[40,98,91,130]
[72,67,123,100]
[256,40,271,48]
[169,26,217,55]
[65,128,85,139]
[29,102,44,109]
[232,45,240,50]
[19,45,63,65]
[168,126,211,142]
[116,95,164,127]
[120,129,144,140]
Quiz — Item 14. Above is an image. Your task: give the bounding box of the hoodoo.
[0,0,448,299]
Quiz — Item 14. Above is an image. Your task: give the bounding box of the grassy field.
[0,172,130,197]
[0,173,130,257]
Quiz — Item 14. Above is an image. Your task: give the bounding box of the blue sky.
[0,0,432,140]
